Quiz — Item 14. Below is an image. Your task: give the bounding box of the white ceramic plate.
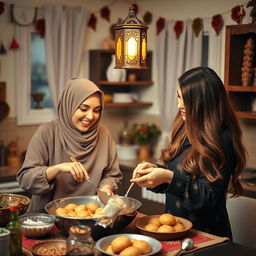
[95,233,162,256]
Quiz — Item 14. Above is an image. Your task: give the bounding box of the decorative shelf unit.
[224,24,256,119]
[89,49,153,107]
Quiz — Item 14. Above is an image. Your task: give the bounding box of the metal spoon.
[174,238,194,256]
[124,182,135,197]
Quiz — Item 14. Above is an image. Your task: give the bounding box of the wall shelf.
[98,80,153,86]
[105,102,153,107]
[224,24,256,119]
[89,49,153,108]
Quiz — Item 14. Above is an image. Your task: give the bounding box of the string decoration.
[211,14,223,35]
[143,11,153,25]
[192,18,203,37]
[100,6,110,22]
[0,1,4,15]
[156,17,165,35]
[174,21,183,39]
[35,19,45,38]
[0,41,6,54]
[9,37,19,49]
[238,5,246,24]
[88,13,97,31]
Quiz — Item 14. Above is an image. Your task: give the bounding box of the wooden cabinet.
[224,24,256,119]
[89,49,153,107]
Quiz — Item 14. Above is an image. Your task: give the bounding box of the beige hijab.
[54,78,105,159]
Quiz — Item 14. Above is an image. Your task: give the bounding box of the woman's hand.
[99,184,114,197]
[130,167,173,188]
[132,161,157,179]
[46,162,89,183]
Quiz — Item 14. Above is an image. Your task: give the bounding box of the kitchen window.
[16,26,55,125]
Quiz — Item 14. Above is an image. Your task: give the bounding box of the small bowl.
[31,239,66,256]
[95,233,162,256]
[0,194,30,227]
[18,213,55,238]
[136,215,193,240]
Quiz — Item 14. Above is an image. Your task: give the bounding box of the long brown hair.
[161,67,246,196]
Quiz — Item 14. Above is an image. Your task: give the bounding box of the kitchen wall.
[0,0,255,167]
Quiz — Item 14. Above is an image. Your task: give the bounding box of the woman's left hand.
[130,167,173,188]
[100,184,114,197]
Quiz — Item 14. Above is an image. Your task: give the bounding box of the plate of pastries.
[136,213,193,240]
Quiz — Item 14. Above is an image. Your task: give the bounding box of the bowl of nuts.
[18,213,55,238]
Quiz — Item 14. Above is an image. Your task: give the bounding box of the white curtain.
[155,19,202,147]
[42,5,90,108]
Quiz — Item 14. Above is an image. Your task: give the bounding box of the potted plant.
[131,123,161,160]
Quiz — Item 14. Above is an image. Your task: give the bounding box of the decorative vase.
[106,54,126,82]
[139,145,150,161]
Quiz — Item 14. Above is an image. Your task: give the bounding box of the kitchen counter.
[0,166,19,182]
[0,162,255,199]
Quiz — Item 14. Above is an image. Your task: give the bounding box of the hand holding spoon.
[174,238,194,256]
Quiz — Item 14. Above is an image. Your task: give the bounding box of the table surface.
[21,212,256,256]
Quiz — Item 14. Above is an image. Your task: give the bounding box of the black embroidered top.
[150,130,236,240]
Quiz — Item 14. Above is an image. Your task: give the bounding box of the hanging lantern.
[114,6,148,69]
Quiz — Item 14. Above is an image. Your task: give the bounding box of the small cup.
[128,73,137,82]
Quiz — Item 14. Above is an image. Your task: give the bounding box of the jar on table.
[67,225,95,256]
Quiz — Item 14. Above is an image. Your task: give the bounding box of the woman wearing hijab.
[130,67,246,239]
[17,78,122,212]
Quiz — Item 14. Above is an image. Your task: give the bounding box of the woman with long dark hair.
[131,67,246,239]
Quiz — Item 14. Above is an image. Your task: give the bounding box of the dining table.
[21,212,256,256]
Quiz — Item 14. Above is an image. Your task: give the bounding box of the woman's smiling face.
[71,92,102,132]
[177,88,186,120]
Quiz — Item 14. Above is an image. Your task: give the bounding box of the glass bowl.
[18,213,55,238]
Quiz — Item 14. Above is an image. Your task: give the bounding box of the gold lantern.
[114,7,148,69]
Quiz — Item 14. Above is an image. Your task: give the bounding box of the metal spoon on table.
[174,238,194,256]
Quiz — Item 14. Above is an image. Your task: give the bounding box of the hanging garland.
[35,19,45,38]
[0,1,251,42]
[211,14,223,35]
[174,21,183,39]
[156,17,165,35]
[192,18,203,37]
[100,6,110,22]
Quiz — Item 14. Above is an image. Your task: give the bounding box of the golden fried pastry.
[148,217,161,227]
[159,213,176,226]
[157,224,174,233]
[64,203,77,211]
[74,205,87,213]
[87,202,99,213]
[173,222,184,232]
[119,246,142,256]
[55,207,68,217]
[111,236,132,253]
[132,239,151,254]
[144,223,159,232]
[105,244,114,254]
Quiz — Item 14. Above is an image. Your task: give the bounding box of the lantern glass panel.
[116,37,122,60]
[126,36,137,59]
[142,38,147,60]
